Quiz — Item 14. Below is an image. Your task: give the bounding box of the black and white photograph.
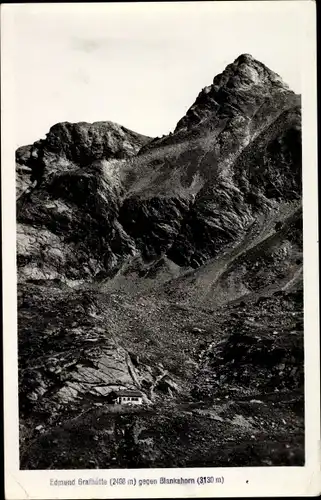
[1,1,320,497]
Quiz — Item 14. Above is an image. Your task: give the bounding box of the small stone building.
[115,389,143,405]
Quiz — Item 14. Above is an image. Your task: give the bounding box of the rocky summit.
[17,55,303,469]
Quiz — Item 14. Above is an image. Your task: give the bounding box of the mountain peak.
[234,53,255,64]
[16,120,152,174]
[212,53,290,91]
[174,54,292,133]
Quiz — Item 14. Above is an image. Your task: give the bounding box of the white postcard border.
[1,2,320,498]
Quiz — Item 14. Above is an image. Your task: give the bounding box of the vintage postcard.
[1,1,320,498]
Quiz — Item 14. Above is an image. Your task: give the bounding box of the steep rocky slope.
[19,283,304,469]
[17,54,303,468]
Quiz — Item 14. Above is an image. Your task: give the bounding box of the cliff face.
[17,54,303,469]
[16,122,151,280]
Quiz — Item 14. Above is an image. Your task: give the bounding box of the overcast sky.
[7,2,304,147]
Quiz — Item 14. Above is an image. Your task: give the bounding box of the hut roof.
[116,389,143,397]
